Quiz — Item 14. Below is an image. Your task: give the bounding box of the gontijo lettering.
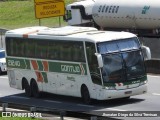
[61,65,80,73]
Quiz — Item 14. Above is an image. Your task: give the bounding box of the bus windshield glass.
[97,37,145,83]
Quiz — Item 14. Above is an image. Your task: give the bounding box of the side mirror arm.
[141,45,151,60]
[95,53,103,68]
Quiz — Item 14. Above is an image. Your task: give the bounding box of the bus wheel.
[31,80,41,98]
[81,85,91,104]
[23,79,31,97]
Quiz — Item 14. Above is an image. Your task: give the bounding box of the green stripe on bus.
[49,62,87,75]
[37,60,43,71]
[7,58,27,69]
[41,72,48,83]
[25,59,30,69]
[7,57,87,75]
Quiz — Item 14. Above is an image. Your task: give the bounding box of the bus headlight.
[139,80,147,86]
[105,86,116,90]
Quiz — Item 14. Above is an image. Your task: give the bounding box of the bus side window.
[26,39,36,58]
[60,41,67,61]
[85,42,101,85]
[36,41,47,59]
[48,41,60,60]
[13,39,18,56]
[72,42,85,62]
[62,42,72,61]
[6,38,13,56]
[72,44,78,61]
[78,44,85,62]
[6,38,25,57]
[17,39,25,57]
[48,42,54,59]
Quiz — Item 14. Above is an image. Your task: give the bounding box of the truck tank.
[92,0,160,32]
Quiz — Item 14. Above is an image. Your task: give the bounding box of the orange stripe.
[42,61,49,71]
[35,72,43,82]
[23,30,38,38]
[31,60,38,70]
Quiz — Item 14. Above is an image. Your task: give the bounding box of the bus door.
[8,70,17,88]
[85,42,102,99]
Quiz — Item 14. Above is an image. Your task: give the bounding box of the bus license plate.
[125,91,132,94]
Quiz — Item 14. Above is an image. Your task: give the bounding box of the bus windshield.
[97,37,146,83]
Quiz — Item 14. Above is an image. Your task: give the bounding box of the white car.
[0,48,7,74]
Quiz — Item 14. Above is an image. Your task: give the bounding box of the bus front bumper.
[99,84,147,100]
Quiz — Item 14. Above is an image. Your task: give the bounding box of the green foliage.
[0,0,73,29]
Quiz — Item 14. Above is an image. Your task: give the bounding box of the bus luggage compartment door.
[8,70,17,88]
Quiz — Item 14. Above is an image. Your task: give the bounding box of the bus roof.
[5,26,137,43]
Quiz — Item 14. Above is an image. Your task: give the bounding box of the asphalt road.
[0,74,160,120]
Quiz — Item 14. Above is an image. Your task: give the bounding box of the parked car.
[0,48,6,74]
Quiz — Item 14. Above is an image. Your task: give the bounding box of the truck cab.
[65,0,94,26]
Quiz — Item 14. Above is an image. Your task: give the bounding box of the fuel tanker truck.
[64,0,160,37]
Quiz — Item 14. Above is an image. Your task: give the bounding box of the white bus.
[5,26,150,104]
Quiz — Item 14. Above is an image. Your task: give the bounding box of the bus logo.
[61,65,80,73]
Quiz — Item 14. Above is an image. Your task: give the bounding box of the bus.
[5,26,151,104]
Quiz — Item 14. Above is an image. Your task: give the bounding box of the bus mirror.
[95,53,103,68]
[141,45,151,60]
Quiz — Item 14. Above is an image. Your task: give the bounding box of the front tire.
[81,85,91,104]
